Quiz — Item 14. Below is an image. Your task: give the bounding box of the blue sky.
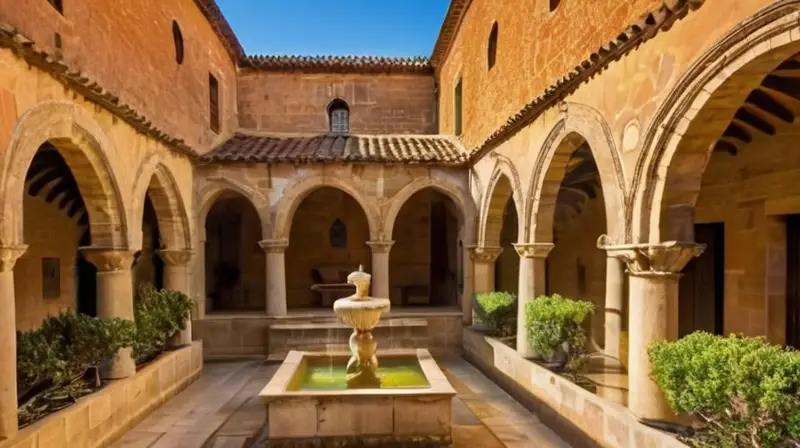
[215,1,450,57]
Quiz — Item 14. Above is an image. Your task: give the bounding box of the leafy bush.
[16,312,136,402]
[134,284,194,360]
[525,294,593,368]
[649,333,800,447]
[474,291,516,337]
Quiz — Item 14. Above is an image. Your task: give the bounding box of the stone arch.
[525,102,625,243]
[196,177,270,241]
[0,100,128,247]
[479,157,523,247]
[384,177,477,242]
[273,176,380,241]
[131,152,192,251]
[631,1,800,243]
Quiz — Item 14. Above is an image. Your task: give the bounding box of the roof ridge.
[241,54,433,74]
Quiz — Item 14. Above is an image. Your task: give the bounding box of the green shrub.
[474,291,516,337]
[525,294,593,367]
[649,333,800,447]
[16,312,136,402]
[134,284,194,360]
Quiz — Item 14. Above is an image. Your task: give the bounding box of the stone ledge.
[0,341,203,448]
[461,328,687,448]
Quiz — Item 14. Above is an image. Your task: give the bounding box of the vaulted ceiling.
[553,143,600,242]
[25,143,88,226]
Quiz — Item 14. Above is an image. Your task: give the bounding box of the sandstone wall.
[0,0,239,152]
[237,72,437,134]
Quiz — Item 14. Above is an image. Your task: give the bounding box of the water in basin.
[288,356,429,391]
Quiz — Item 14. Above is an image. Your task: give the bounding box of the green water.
[293,359,430,391]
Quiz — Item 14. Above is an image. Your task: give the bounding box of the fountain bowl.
[333,296,390,330]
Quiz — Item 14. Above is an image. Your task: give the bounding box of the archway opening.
[544,137,609,351]
[484,174,519,295]
[656,45,800,346]
[391,188,461,307]
[132,195,164,295]
[205,191,265,312]
[16,143,94,329]
[286,187,371,309]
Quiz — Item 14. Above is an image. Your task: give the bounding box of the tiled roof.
[0,23,197,158]
[193,0,246,62]
[242,55,434,75]
[430,0,471,69]
[469,0,706,162]
[203,133,468,166]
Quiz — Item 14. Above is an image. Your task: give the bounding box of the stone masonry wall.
[0,0,239,152]
[237,72,437,134]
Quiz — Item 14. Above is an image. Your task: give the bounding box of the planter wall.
[0,341,203,448]
[462,328,686,448]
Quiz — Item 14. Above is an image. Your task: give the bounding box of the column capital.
[0,244,27,272]
[467,245,503,263]
[597,235,705,277]
[366,240,395,253]
[259,239,289,254]
[79,247,136,272]
[156,249,194,266]
[513,242,554,259]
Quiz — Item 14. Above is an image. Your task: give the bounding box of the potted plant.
[473,291,516,338]
[525,294,593,371]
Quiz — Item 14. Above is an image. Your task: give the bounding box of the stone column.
[461,242,475,325]
[366,241,394,298]
[157,249,194,347]
[193,234,207,319]
[259,239,289,317]
[468,246,503,323]
[80,247,137,379]
[513,242,553,358]
[603,255,625,360]
[0,245,26,440]
[605,240,705,421]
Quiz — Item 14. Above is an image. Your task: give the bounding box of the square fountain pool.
[259,348,456,447]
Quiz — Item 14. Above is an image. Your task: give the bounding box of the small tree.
[474,291,516,337]
[525,294,593,369]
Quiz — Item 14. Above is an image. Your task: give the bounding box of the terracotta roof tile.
[193,0,246,62]
[430,0,470,69]
[242,55,433,75]
[203,133,467,166]
[468,0,706,162]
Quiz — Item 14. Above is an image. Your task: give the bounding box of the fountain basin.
[259,349,456,447]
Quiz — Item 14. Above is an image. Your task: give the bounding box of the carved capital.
[468,245,503,263]
[513,242,554,259]
[259,239,289,254]
[0,245,27,272]
[366,240,395,254]
[80,247,135,272]
[598,235,705,278]
[156,249,194,266]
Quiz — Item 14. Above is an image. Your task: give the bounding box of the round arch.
[273,176,380,242]
[0,100,129,247]
[384,177,477,242]
[131,153,192,251]
[196,177,270,241]
[478,157,523,247]
[631,1,800,243]
[525,102,626,244]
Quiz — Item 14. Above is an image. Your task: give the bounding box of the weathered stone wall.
[14,194,83,331]
[436,0,662,148]
[0,0,239,152]
[237,72,437,134]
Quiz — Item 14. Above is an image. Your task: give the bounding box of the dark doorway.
[430,201,449,306]
[679,222,725,337]
[76,230,96,316]
[785,215,800,348]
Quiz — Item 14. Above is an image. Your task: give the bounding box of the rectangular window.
[454,78,463,137]
[209,73,220,134]
[48,0,63,14]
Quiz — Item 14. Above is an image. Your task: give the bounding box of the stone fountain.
[258,265,455,447]
[333,265,391,389]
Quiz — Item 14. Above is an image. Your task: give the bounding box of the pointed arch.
[479,156,523,246]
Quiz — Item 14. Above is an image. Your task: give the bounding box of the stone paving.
[114,357,571,447]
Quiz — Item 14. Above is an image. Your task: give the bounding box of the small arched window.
[488,22,498,70]
[328,99,350,134]
[329,218,347,248]
[549,0,561,12]
[172,21,184,65]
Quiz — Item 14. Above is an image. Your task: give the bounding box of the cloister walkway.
[113,357,571,447]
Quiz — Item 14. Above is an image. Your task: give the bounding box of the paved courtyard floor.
[114,356,571,447]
